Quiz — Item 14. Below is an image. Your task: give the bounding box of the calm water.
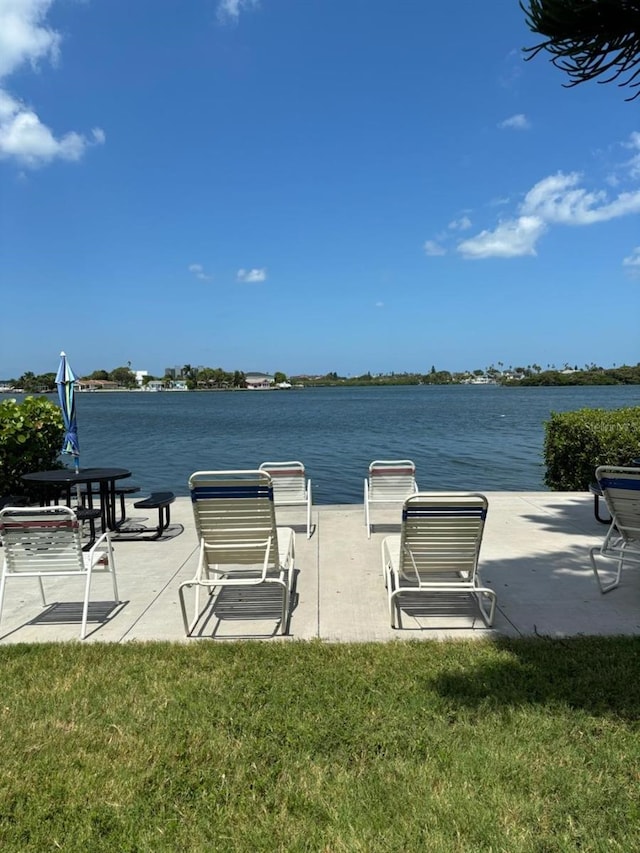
[5,385,640,502]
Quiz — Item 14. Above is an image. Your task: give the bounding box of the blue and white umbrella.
[56,351,80,473]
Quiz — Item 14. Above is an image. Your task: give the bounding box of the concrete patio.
[1,492,638,643]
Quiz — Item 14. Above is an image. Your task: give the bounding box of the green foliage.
[544,406,640,490]
[0,397,64,496]
[108,366,136,387]
[522,0,640,100]
[506,365,640,386]
[15,371,57,393]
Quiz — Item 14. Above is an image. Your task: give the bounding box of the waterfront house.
[245,372,274,390]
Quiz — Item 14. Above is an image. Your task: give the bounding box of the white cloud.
[623,247,640,270]
[458,216,546,259]
[217,0,259,24]
[188,263,212,281]
[623,131,640,179]
[521,171,640,224]
[498,114,530,130]
[423,240,446,257]
[0,0,103,168]
[448,215,472,231]
[456,168,640,259]
[0,0,60,78]
[237,267,267,283]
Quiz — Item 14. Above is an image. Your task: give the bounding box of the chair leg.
[37,575,47,606]
[109,558,119,604]
[0,570,7,629]
[80,568,93,640]
[281,584,290,634]
[475,589,496,627]
[590,547,623,593]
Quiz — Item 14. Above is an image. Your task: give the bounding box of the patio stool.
[589,482,612,525]
[114,491,175,541]
[74,506,102,549]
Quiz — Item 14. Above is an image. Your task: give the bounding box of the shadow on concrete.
[0,599,127,641]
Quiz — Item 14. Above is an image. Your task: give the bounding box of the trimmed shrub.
[0,397,64,497]
[544,407,640,490]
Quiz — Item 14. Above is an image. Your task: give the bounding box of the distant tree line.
[6,367,139,393]
[5,362,640,392]
[294,364,640,387]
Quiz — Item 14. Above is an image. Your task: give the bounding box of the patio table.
[22,467,132,542]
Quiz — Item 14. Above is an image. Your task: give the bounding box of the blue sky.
[1,0,639,380]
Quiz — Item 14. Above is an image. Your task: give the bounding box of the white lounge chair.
[259,461,313,539]
[0,505,119,639]
[381,492,496,629]
[179,470,296,636]
[590,466,640,593]
[364,459,418,537]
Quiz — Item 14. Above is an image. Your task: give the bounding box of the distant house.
[76,379,119,391]
[245,372,273,390]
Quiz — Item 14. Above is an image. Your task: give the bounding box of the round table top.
[22,467,132,485]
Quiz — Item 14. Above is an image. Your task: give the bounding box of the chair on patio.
[0,505,119,639]
[179,470,296,636]
[381,492,496,629]
[590,466,640,593]
[258,461,313,538]
[364,459,418,537]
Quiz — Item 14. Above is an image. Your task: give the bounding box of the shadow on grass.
[432,634,640,720]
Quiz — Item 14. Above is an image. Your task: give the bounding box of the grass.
[1,637,640,852]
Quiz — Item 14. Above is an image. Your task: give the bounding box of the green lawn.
[1,637,639,852]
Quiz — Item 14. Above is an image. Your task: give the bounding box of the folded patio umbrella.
[56,351,80,474]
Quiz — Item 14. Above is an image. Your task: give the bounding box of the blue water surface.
[5,385,640,502]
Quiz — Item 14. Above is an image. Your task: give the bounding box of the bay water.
[5,385,639,503]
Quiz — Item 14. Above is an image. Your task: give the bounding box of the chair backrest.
[368,460,417,500]
[398,493,488,579]
[0,506,85,574]
[188,470,280,567]
[258,461,307,502]
[595,466,640,543]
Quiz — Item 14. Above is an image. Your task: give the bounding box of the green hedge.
[0,397,64,497]
[544,407,640,490]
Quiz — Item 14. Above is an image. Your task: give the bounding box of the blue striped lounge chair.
[381,492,496,629]
[590,466,640,593]
[179,470,295,636]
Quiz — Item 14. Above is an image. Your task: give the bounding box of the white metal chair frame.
[364,459,418,538]
[0,505,119,639]
[259,461,313,539]
[381,492,496,629]
[179,470,295,636]
[590,466,640,593]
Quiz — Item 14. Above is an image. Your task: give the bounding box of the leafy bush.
[544,407,640,490]
[0,397,64,497]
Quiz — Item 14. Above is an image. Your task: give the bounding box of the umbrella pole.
[75,458,81,506]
